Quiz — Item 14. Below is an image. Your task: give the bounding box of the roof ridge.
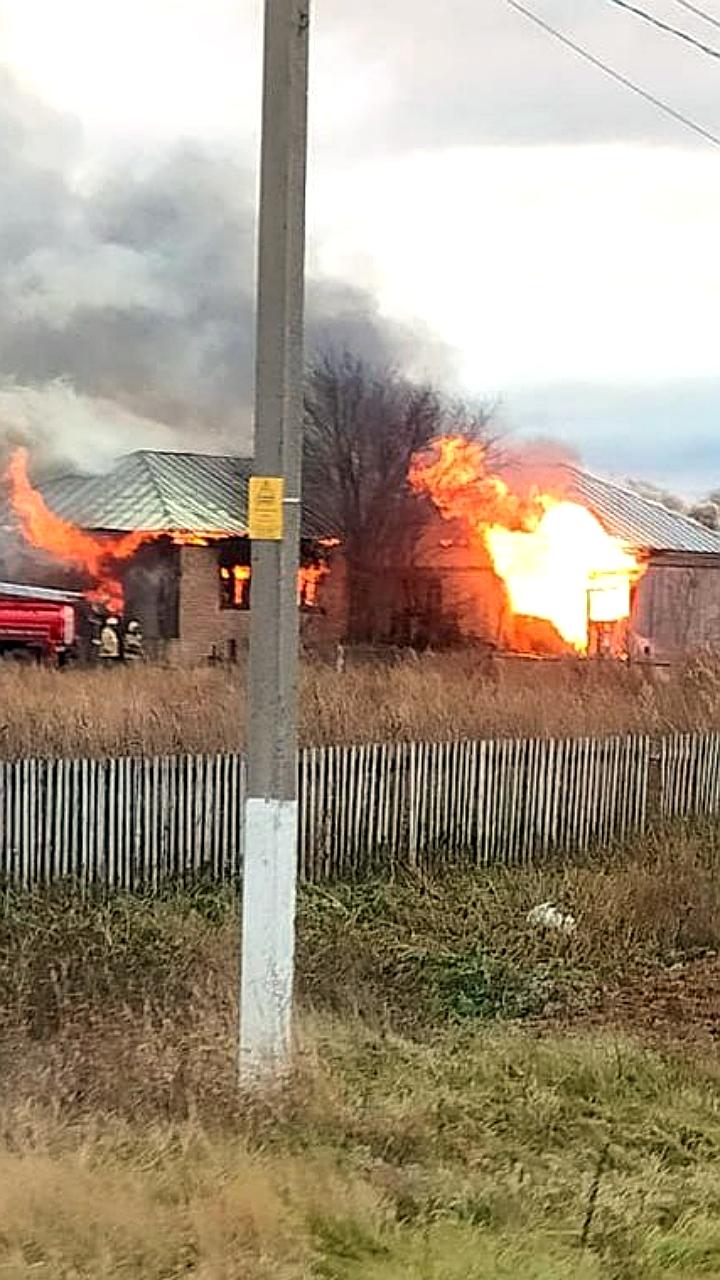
[125,448,252,463]
[137,452,173,525]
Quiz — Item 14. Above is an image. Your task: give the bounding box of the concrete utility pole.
[240,0,310,1079]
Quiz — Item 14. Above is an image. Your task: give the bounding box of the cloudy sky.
[0,0,718,491]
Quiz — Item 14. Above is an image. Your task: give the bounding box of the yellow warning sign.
[248,476,284,541]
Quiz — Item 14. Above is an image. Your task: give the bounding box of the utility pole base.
[239,797,298,1080]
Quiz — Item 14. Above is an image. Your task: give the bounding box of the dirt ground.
[557,953,720,1048]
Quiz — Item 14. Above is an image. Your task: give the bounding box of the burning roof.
[6,450,155,612]
[5,442,720,643]
[566,467,720,556]
[408,436,720,656]
[3,449,334,611]
[35,447,720,554]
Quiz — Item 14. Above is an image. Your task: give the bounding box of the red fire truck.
[0,582,87,665]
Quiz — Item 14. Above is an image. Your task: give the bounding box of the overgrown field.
[0,827,719,1276]
[1,650,720,757]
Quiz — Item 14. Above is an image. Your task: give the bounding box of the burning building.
[3,441,720,665]
[401,436,720,661]
[3,450,343,664]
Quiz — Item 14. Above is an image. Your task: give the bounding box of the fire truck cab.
[0,582,84,665]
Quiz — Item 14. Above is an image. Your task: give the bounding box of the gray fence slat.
[542,738,557,856]
[0,729,712,887]
[336,746,347,879]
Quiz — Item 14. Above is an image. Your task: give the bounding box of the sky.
[0,0,718,491]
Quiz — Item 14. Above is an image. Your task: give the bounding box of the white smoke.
[0,380,176,477]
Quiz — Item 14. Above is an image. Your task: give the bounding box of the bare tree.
[629,478,687,513]
[629,478,720,531]
[688,494,720,531]
[303,351,492,640]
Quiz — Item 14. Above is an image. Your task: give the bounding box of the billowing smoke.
[498,437,581,504]
[0,381,176,479]
[0,68,451,477]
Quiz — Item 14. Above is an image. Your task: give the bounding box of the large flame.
[6,448,152,612]
[409,436,644,653]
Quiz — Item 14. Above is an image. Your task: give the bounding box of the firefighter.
[89,605,106,663]
[123,619,145,664]
[98,616,121,664]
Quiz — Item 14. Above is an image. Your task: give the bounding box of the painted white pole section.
[240,0,309,1081]
[240,798,298,1065]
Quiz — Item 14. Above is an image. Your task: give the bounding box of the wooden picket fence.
[0,732,717,888]
[658,733,720,820]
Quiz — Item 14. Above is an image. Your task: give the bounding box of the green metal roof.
[42,451,253,536]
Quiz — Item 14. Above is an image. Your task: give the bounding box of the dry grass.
[2,1023,720,1279]
[5,1025,720,1279]
[297,821,720,1036]
[0,831,719,1275]
[1,650,720,757]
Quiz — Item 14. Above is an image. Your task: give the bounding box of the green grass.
[2,818,719,1043]
[0,829,720,1276]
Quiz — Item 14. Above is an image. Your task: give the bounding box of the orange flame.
[6,448,152,612]
[172,531,228,546]
[298,562,328,608]
[219,561,329,610]
[409,436,644,653]
[220,563,252,607]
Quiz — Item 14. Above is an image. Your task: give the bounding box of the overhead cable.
[604,0,720,60]
[672,0,720,32]
[502,0,720,148]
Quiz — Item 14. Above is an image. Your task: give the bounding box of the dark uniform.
[123,620,145,663]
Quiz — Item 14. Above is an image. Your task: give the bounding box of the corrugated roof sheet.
[41,452,253,535]
[41,450,329,539]
[39,450,720,555]
[565,466,720,554]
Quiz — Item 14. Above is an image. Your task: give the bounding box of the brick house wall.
[168,546,250,665]
[167,543,347,666]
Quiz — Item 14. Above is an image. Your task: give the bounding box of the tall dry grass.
[1,650,720,757]
[1,833,720,1276]
[4,1023,720,1278]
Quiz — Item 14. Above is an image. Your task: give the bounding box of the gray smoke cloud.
[0,67,451,476]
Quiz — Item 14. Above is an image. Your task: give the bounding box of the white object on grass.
[527,901,577,934]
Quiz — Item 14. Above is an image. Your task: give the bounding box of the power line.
[672,0,720,32]
[502,0,720,148]
[604,0,720,59]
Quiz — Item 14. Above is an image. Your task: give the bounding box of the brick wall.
[170,545,250,665]
[169,544,348,666]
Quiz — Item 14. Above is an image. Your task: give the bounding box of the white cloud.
[5,0,719,154]
[0,0,259,145]
[311,145,720,388]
